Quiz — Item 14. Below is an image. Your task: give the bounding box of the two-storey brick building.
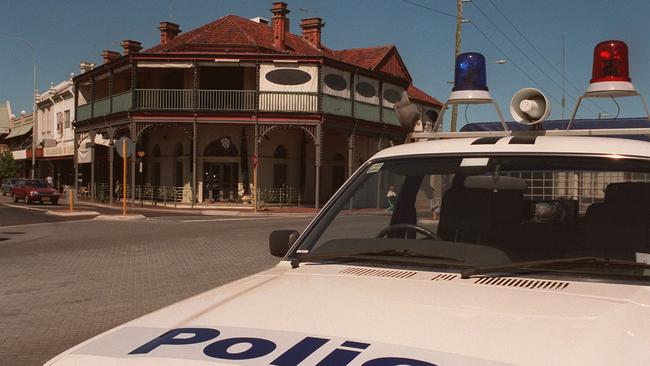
[72,2,441,207]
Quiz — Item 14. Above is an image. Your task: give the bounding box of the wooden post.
[450,0,463,132]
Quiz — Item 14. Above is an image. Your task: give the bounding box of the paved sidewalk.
[78,199,318,216]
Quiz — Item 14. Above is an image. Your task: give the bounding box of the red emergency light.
[586,40,636,96]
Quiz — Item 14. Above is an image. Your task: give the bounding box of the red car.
[12,179,60,205]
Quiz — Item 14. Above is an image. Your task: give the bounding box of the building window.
[56,112,63,137]
[175,143,183,157]
[274,145,287,159]
[64,110,71,128]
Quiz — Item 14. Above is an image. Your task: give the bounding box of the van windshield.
[297,154,650,279]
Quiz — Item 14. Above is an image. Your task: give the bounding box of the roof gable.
[333,45,411,82]
[374,47,412,82]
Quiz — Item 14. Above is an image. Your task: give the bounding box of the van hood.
[46,262,650,366]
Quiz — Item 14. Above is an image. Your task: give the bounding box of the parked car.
[12,179,59,205]
[1,178,21,196]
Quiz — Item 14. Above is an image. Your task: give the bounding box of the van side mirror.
[269,230,299,258]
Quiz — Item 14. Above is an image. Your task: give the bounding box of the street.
[0,196,313,366]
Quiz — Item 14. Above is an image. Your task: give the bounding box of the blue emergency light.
[453,52,488,91]
[449,52,492,102]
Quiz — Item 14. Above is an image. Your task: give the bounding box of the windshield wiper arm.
[460,256,650,279]
[292,249,464,268]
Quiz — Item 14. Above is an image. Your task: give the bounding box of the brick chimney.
[271,2,290,50]
[101,50,120,64]
[121,40,142,55]
[300,17,324,49]
[158,21,181,45]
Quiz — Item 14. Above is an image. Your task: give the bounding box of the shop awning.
[5,124,32,139]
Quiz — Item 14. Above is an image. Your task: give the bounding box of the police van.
[45,41,650,365]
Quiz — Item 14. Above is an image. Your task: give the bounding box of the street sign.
[115,137,135,158]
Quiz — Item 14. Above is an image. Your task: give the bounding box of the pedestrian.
[115,180,120,201]
[386,185,397,212]
[46,174,53,187]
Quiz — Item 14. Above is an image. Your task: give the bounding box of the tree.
[0,150,17,180]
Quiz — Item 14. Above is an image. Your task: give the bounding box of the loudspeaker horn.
[393,90,421,132]
[509,88,551,125]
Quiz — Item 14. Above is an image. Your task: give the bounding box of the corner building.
[72,2,441,206]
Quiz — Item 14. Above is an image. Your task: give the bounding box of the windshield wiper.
[461,256,650,279]
[291,249,465,269]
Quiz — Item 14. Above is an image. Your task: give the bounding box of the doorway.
[203,162,239,202]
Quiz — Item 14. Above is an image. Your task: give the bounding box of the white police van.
[45,42,650,365]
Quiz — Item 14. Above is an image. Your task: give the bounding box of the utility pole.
[450,0,463,132]
[561,34,566,120]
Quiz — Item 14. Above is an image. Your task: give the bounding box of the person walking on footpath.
[115,180,121,201]
[386,185,397,212]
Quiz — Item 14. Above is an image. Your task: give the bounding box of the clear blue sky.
[2,0,650,127]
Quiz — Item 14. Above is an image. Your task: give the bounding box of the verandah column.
[89,130,96,201]
[73,131,79,195]
[192,119,197,208]
[130,121,136,205]
[315,123,322,210]
[108,127,114,205]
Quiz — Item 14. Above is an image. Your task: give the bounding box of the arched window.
[274,145,288,159]
[175,143,183,157]
[152,144,161,157]
[204,137,238,156]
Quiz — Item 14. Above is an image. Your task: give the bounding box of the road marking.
[0,203,51,212]
[1,202,99,212]
[180,216,301,223]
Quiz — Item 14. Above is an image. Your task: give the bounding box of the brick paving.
[0,214,312,366]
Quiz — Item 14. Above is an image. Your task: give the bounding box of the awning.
[43,142,74,157]
[5,124,33,139]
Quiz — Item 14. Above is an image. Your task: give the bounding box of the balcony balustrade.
[77,88,403,126]
[258,91,318,113]
[198,90,256,111]
[136,89,193,110]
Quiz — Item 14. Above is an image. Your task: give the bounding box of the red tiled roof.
[142,13,440,107]
[333,45,393,70]
[407,85,442,107]
[146,15,337,57]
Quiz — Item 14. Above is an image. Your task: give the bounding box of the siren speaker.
[510,88,551,125]
[393,91,421,132]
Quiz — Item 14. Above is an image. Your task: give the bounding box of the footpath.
[76,199,318,217]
